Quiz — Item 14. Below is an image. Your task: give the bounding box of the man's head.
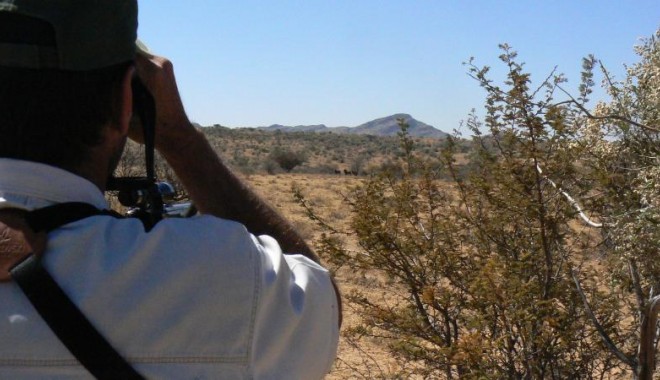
[0,0,137,175]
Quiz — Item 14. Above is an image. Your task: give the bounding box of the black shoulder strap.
[25,202,123,232]
[10,202,145,380]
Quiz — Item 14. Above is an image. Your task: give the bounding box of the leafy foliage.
[268,147,307,172]
[300,118,612,378]
[564,30,660,379]
[297,31,660,377]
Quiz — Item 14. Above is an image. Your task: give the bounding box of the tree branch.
[293,187,347,235]
[638,295,660,380]
[597,60,635,122]
[556,85,660,133]
[536,164,603,227]
[629,259,646,312]
[571,268,636,369]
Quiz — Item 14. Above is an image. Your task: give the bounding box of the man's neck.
[67,152,112,193]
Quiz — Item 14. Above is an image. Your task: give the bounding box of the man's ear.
[117,65,135,135]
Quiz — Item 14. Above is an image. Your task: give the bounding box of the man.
[0,1,341,379]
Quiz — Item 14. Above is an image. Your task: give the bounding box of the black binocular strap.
[10,202,145,380]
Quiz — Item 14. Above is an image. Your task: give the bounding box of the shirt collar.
[0,158,108,210]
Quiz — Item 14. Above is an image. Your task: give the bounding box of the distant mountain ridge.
[255,113,448,139]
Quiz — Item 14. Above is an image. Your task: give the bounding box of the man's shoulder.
[78,213,254,249]
[60,213,262,272]
[39,213,264,361]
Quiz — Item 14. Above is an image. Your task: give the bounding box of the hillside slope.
[255,113,447,139]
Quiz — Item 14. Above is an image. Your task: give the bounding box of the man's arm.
[133,53,342,325]
[167,129,319,259]
[133,54,312,257]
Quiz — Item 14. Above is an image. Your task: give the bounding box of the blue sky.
[138,1,659,132]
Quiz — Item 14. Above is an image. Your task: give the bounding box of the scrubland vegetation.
[199,126,468,177]
[116,30,660,379]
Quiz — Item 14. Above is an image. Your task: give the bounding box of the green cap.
[0,0,137,71]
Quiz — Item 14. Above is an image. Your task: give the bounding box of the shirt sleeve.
[249,234,340,380]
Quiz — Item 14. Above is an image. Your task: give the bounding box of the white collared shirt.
[0,158,339,379]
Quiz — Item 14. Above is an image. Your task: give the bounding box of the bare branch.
[597,60,634,122]
[536,164,603,227]
[555,85,660,132]
[530,65,558,100]
[571,268,636,369]
[292,187,347,235]
[629,260,646,312]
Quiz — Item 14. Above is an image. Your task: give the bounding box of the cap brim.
[135,39,153,58]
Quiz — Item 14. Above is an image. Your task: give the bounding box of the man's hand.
[132,51,196,153]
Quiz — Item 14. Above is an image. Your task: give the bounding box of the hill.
[254,113,447,139]
[350,113,447,138]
